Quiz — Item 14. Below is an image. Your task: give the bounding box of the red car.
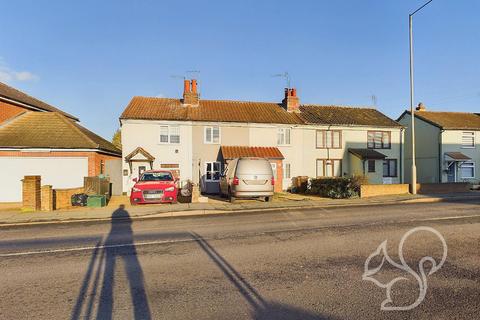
[130,170,178,204]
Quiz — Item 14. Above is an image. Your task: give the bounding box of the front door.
[446,161,456,182]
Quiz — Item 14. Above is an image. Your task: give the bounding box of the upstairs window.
[368,131,391,149]
[277,128,291,145]
[159,125,180,144]
[462,132,475,148]
[316,130,341,149]
[205,126,220,144]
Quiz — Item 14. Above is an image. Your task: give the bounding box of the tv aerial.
[272,72,291,88]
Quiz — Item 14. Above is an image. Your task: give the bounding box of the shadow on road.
[190,232,335,320]
[71,205,151,320]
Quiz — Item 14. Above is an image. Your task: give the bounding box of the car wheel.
[228,189,235,203]
[264,196,271,202]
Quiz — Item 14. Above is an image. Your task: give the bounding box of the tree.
[112,129,122,150]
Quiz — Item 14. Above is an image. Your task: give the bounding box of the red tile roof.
[221,146,284,159]
[120,97,303,124]
[120,97,401,127]
[0,81,79,121]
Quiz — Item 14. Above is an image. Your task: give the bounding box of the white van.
[219,157,275,203]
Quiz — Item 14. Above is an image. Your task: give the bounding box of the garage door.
[0,157,88,202]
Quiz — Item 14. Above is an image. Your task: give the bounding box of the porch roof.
[348,148,387,160]
[445,152,471,161]
[221,146,284,160]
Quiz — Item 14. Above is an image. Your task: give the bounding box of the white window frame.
[277,128,291,146]
[461,131,475,148]
[204,126,221,144]
[205,161,221,182]
[283,163,291,179]
[159,125,180,144]
[460,161,475,179]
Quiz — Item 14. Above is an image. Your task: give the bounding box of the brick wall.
[271,159,283,192]
[55,187,85,209]
[22,176,41,211]
[0,100,27,123]
[360,184,410,198]
[41,185,54,211]
[0,150,120,176]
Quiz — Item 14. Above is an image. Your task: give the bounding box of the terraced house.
[120,80,404,194]
[398,104,480,184]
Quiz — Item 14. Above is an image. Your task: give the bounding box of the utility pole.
[409,0,433,194]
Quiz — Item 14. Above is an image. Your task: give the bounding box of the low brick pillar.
[41,185,54,211]
[22,175,41,211]
[191,185,200,203]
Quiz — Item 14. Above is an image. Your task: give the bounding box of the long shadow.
[71,205,151,320]
[190,232,335,320]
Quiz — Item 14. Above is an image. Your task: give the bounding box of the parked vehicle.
[130,170,178,204]
[219,157,274,203]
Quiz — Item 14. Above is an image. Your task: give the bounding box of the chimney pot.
[282,87,300,112]
[183,79,199,106]
[184,79,191,93]
[416,102,426,111]
[191,79,197,93]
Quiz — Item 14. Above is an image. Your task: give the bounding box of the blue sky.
[1,0,479,139]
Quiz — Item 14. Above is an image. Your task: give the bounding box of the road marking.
[1,213,479,258]
[0,238,197,257]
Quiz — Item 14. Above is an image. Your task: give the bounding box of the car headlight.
[132,187,141,192]
[165,186,175,192]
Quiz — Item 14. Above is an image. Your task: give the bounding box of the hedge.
[291,176,364,199]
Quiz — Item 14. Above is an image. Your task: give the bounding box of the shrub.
[292,176,362,199]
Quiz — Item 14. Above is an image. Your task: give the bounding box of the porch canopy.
[444,152,471,161]
[220,146,284,160]
[125,147,155,171]
[348,148,386,160]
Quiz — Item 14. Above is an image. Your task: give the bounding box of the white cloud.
[0,58,39,83]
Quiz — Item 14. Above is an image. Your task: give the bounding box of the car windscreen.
[140,172,173,181]
[235,159,273,175]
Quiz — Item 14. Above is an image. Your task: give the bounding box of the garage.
[0,157,88,202]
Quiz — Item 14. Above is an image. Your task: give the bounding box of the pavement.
[0,192,479,226]
[0,201,479,319]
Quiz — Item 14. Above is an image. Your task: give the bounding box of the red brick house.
[0,81,121,202]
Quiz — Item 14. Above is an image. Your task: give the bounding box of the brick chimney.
[183,79,199,106]
[416,102,426,111]
[282,88,300,112]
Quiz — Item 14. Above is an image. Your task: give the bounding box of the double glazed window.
[383,159,397,177]
[316,159,342,177]
[159,126,180,144]
[316,130,341,149]
[283,163,291,179]
[460,161,475,179]
[205,162,221,181]
[204,126,220,144]
[461,132,475,148]
[368,160,376,173]
[277,128,291,145]
[368,131,391,149]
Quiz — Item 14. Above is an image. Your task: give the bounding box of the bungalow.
[0,81,121,202]
[398,103,480,184]
[120,79,403,194]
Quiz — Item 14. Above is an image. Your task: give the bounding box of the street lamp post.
[409,0,433,195]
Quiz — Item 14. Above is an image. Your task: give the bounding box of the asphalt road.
[0,200,479,320]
